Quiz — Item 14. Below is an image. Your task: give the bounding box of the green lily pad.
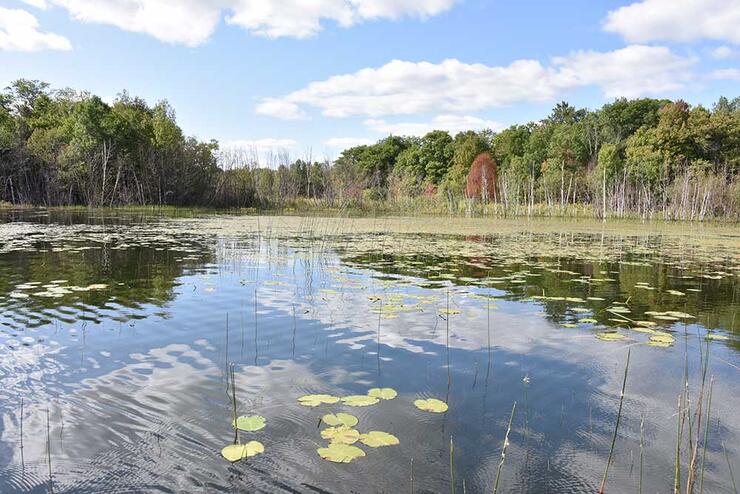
[317,443,366,463]
[359,431,400,448]
[341,395,379,407]
[595,332,626,341]
[221,441,264,462]
[414,398,448,413]
[578,318,598,324]
[648,333,675,346]
[298,394,340,407]
[322,412,358,428]
[321,426,360,444]
[368,388,397,400]
[560,323,577,328]
[705,334,729,341]
[233,415,266,432]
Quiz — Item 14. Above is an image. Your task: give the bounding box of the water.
[0,209,738,493]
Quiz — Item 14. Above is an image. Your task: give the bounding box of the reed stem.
[599,348,631,494]
[493,402,516,494]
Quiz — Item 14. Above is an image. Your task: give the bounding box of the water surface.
[1,210,738,493]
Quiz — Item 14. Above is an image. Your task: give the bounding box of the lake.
[0,209,738,493]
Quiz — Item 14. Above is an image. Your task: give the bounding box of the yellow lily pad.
[705,334,729,341]
[414,398,448,413]
[317,443,366,463]
[341,395,379,407]
[221,441,264,462]
[321,426,360,444]
[322,412,358,428]
[359,431,400,448]
[368,388,397,400]
[298,394,340,407]
[648,333,675,346]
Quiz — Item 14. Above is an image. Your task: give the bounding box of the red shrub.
[465,152,498,201]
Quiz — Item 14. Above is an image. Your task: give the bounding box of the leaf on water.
[322,413,358,428]
[368,387,397,400]
[648,333,675,347]
[595,332,626,341]
[666,290,685,296]
[321,426,361,444]
[233,415,266,432]
[578,318,598,324]
[341,395,379,407]
[317,443,366,463]
[414,398,448,413]
[221,441,264,462]
[705,333,729,341]
[439,308,461,315]
[298,394,341,407]
[560,323,577,328]
[587,297,606,301]
[635,321,657,327]
[359,431,400,448]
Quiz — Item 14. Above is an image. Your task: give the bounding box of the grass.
[599,348,631,494]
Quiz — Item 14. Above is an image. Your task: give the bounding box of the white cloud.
[710,68,740,80]
[21,0,49,9]
[603,0,740,44]
[325,137,375,148]
[710,46,734,59]
[0,7,72,51]
[44,0,457,45]
[257,46,695,119]
[255,98,310,120]
[365,114,504,136]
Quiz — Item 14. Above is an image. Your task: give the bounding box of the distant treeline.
[1,80,739,220]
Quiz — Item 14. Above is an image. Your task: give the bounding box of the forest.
[1,79,738,220]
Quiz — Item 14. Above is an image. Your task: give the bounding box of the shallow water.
[0,209,738,493]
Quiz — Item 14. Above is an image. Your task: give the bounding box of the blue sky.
[1,0,739,162]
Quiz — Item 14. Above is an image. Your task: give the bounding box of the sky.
[1,0,739,162]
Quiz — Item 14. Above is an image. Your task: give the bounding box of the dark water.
[0,209,738,493]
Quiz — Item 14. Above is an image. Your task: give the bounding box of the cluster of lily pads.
[298,388,446,464]
[219,388,448,465]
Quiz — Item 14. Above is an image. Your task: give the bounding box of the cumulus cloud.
[710,68,740,80]
[604,0,740,44]
[710,46,734,59]
[365,114,504,136]
[42,0,457,45]
[0,7,72,51]
[255,98,310,120]
[257,46,695,119]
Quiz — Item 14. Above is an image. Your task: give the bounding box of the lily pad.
[368,388,397,400]
[321,426,360,444]
[341,395,379,407]
[595,332,626,341]
[317,443,366,463]
[414,398,448,413]
[359,431,400,448]
[578,318,598,324]
[322,412,358,428]
[221,441,265,462]
[705,334,729,341]
[298,394,340,407]
[648,333,675,346]
[233,415,266,432]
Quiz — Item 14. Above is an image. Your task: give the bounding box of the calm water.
[0,210,738,493]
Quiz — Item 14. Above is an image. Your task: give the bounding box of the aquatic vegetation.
[341,395,380,407]
[233,415,266,432]
[317,443,366,463]
[321,412,358,428]
[368,387,397,400]
[358,431,399,448]
[414,398,449,413]
[321,426,360,444]
[221,441,265,462]
[595,332,626,341]
[298,394,341,407]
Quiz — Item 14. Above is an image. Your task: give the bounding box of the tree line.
[1,79,738,220]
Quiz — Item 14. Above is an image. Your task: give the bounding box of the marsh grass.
[493,402,516,494]
[598,348,630,494]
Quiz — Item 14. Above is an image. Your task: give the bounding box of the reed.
[450,435,456,494]
[493,402,516,494]
[599,348,631,494]
[699,376,714,494]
